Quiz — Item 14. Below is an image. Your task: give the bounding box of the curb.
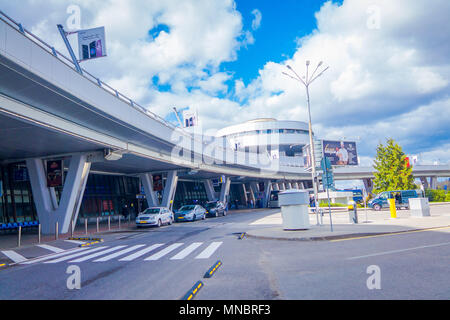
[181,281,204,300]
[246,225,450,242]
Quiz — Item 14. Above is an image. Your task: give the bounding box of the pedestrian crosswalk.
[16,241,223,265]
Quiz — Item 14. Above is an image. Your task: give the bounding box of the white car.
[136,207,174,228]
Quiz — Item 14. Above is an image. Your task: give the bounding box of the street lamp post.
[283,61,329,225]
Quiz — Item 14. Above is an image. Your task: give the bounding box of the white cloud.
[251,9,262,31]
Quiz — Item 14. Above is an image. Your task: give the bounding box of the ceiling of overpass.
[0,112,104,160]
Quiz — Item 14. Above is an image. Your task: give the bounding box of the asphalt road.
[0,209,449,300]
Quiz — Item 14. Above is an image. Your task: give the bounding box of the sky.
[0,0,449,173]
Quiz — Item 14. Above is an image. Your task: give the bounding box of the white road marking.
[36,244,65,253]
[64,240,86,245]
[346,241,450,260]
[119,244,164,261]
[195,242,223,259]
[22,247,90,264]
[144,243,184,261]
[93,245,146,262]
[1,250,27,263]
[69,246,127,263]
[170,242,203,260]
[45,246,109,264]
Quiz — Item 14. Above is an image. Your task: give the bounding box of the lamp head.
[306,60,310,66]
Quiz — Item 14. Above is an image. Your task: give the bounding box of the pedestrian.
[122,203,129,220]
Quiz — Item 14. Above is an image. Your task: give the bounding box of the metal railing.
[0,10,186,135]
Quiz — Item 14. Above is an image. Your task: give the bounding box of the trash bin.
[347,201,358,224]
[409,198,430,217]
[278,189,310,230]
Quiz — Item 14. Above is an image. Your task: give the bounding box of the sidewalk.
[246,204,450,241]
[0,217,136,251]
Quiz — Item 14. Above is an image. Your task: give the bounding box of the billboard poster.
[78,27,107,61]
[322,140,358,166]
[46,160,64,187]
[182,110,198,128]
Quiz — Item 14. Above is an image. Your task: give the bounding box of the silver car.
[136,207,174,228]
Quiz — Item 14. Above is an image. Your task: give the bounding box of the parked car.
[136,207,174,227]
[205,201,226,217]
[368,190,419,211]
[343,189,364,203]
[174,205,206,222]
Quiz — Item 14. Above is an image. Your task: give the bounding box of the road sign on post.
[320,157,334,232]
[320,157,335,190]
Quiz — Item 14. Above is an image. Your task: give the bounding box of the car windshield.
[142,208,160,214]
[205,203,216,209]
[179,205,195,211]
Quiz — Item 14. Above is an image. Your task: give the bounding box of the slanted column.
[204,179,218,202]
[26,154,91,235]
[262,181,272,208]
[219,177,231,205]
[363,178,374,194]
[161,171,178,210]
[420,177,429,189]
[140,173,160,207]
[430,176,438,190]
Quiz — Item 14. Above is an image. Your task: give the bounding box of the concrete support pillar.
[420,177,429,189]
[204,179,218,202]
[241,183,248,205]
[161,171,178,210]
[262,181,272,208]
[363,178,374,194]
[430,176,438,190]
[26,154,91,235]
[140,173,160,207]
[219,177,231,205]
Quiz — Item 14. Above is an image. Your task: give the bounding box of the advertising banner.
[46,160,64,187]
[153,174,163,191]
[78,27,107,61]
[322,140,358,166]
[182,110,198,128]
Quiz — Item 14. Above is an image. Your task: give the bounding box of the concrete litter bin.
[278,189,310,230]
[409,198,430,217]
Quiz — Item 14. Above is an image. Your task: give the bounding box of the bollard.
[118,215,121,230]
[389,198,397,218]
[85,218,88,235]
[70,220,74,237]
[96,217,99,233]
[38,224,41,244]
[108,216,111,230]
[18,226,22,247]
[55,222,59,240]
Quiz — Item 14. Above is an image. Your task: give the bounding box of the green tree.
[373,138,416,193]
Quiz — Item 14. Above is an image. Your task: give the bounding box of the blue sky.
[225,0,341,85]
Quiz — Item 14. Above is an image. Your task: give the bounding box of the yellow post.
[389,198,397,218]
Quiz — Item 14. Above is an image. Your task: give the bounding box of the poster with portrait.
[322,140,358,166]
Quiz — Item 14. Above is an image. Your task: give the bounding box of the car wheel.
[215,211,219,217]
[223,210,227,216]
[373,204,381,211]
[168,218,173,225]
[157,219,162,227]
[193,215,196,221]
[202,214,206,220]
